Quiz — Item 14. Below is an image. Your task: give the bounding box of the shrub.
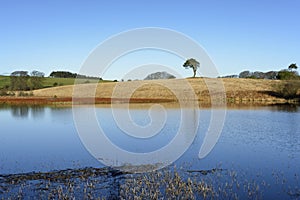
[18,91,26,97]
[276,81,300,99]
[277,70,299,80]
[0,90,8,96]
[18,91,32,97]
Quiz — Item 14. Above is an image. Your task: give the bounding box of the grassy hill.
[0,75,110,89]
[1,77,299,105]
[31,78,300,105]
[0,76,11,89]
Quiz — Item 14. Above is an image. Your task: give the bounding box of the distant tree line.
[49,71,76,78]
[239,64,299,80]
[10,70,45,91]
[238,70,279,79]
[2,70,103,92]
[144,71,176,80]
[219,75,239,78]
[49,71,101,80]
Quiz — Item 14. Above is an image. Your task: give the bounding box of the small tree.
[10,71,29,90]
[264,71,278,80]
[183,58,200,78]
[31,70,45,77]
[288,63,298,71]
[276,81,300,100]
[239,70,252,78]
[277,70,299,80]
[29,70,45,89]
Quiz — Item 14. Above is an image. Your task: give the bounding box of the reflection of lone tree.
[183,58,200,78]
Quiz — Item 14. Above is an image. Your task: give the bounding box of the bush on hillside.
[277,70,299,80]
[276,81,300,99]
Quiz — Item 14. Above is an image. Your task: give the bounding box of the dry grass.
[30,78,300,105]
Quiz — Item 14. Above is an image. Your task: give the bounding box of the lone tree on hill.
[288,63,298,71]
[183,58,200,78]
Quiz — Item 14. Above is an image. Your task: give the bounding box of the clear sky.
[0,0,299,79]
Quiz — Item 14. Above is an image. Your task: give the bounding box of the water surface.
[0,105,299,199]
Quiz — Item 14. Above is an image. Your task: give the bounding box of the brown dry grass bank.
[1,78,299,106]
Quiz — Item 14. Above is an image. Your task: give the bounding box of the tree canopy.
[10,70,45,90]
[31,70,45,77]
[288,63,298,71]
[49,71,77,78]
[49,71,100,79]
[183,58,200,78]
[238,62,300,80]
[11,71,29,77]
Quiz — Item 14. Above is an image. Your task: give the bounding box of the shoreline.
[0,97,176,105]
[0,96,298,107]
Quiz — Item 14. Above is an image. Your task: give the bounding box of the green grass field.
[0,76,10,89]
[0,76,111,90]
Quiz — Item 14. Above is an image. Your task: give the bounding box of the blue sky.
[0,0,299,79]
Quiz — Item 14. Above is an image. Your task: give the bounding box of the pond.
[0,104,299,199]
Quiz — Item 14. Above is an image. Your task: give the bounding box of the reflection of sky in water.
[97,108,182,152]
[0,105,299,188]
[0,106,100,174]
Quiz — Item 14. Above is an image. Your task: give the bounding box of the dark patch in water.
[187,168,225,175]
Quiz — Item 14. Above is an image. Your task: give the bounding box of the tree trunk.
[193,69,196,78]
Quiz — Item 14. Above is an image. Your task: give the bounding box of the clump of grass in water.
[120,168,214,200]
[3,165,291,199]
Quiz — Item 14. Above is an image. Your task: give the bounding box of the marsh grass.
[1,165,298,199]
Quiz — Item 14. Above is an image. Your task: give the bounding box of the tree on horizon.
[183,58,200,78]
[29,70,45,89]
[288,63,298,71]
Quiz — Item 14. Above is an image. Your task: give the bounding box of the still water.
[0,105,299,199]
